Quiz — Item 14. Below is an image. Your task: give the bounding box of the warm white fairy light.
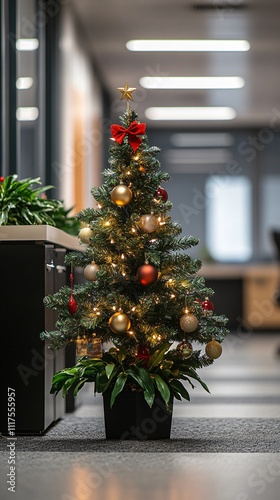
[126,171,131,175]
[133,155,139,161]
[122,272,126,276]
[105,221,110,226]
[110,239,115,244]
[131,227,136,233]
[112,263,117,268]
[112,305,117,311]
[149,238,157,243]
[170,294,176,299]
[121,253,125,260]
[184,307,190,314]
[131,306,136,312]
[97,203,102,209]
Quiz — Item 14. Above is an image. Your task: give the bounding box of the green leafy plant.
[0,175,80,234]
[50,343,211,409]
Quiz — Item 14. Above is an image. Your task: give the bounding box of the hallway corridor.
[1,333,280,500]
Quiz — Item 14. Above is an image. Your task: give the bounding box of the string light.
[126,171,131,175]
[112,263,117,268]
[112,305,117,311]
[105,221,110,226]
[121,253,125,260]
[97,203,102,209]
[131,306,136,312]
[184,307,190,314]
[170,294,176,299]
[133,155,139,161]
[131,228,136,233]
[110,239,115,244]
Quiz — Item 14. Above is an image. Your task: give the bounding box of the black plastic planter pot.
[103,390,173,440]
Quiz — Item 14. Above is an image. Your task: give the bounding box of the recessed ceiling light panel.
[16,38,39,51]
[127,39,250,52]
[145,107,236,121]
[140,76,245,89]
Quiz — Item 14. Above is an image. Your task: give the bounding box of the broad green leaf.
[147,342,171,371]
[152,374,170,406]
[61,376,78,397]
[183,367,210,394]
[73,379,86,397]
[105,363,115,379]
[110,372,128,408]
[169,379,190,401]
[127,366,155,408]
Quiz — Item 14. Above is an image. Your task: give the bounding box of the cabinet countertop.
[0,225,83,251]
[199,262,279,279]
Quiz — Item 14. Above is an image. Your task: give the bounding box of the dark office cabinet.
[0,242,67,434]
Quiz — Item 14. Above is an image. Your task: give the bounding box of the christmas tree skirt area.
[1,416,279,452]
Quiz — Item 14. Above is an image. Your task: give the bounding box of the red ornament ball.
[0,176,4,182]
[154,187,168,202]
[136,346,151,361]
[68,294,77,315]
[202,298,214,311]
[136,264,158,286]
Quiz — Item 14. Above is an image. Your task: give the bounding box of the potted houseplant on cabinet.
[41,85,229,440]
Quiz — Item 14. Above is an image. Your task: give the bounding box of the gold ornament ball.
[176,341,193,359]
[205,340,222,359]
[140,214,158,233]
[79,227,94,244]
[179,313,199,333]
[111,184,132,206]
[109,312,131,334]
[84,262,99,281]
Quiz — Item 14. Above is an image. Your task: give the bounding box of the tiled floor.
[1,333,280,500]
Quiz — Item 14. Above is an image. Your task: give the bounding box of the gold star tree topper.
[117,82,137,111]
[117,82,137,101]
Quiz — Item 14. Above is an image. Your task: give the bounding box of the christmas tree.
[41,83,229,411]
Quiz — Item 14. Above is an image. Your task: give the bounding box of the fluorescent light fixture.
[171,133,234,147]
[16,77,34,90]
[140,76,245,89]
[145,107,236,121]
[16,107,39,121]
[127,39,250,52]
[16,38,39,51]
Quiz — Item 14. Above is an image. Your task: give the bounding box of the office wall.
[147,128,280,263]
[56,7,103,213]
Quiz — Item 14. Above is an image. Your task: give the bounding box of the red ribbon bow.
[110,121,146,152]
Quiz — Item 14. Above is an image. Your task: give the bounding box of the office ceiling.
[72,0,280,129]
